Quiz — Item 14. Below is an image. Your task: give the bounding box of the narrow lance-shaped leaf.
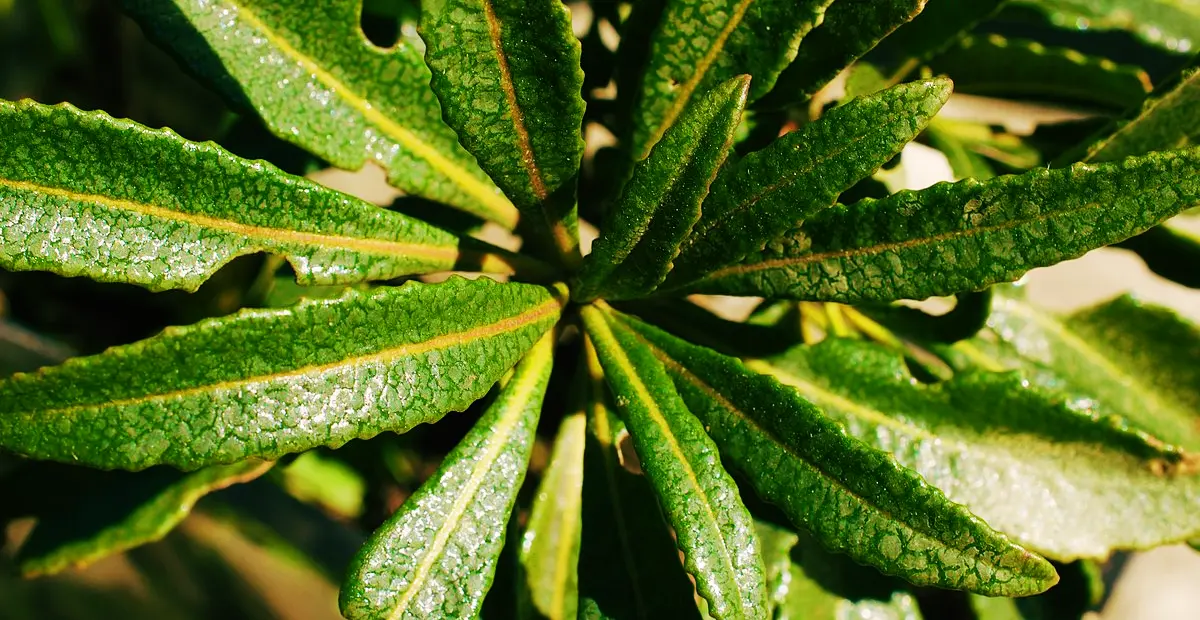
[615,311,1056,596]
[120,0,518,227]
[1009,0,1200,53]
[0,277,564,470]
[581,304,768,620]
[576,340,702,620]
[340,331,554,620]
[421,0,585,265]
[758,0,928,108]
[758,336,1200,561]
[627,0,833,159]
[0,101,531,293]
[666,78,951,287]
[868,0,1008,75]
[576,76,749,302]
[682,148,1200,302]
[518,411,586,620]
[928,35,1152,110]
[18,460,273,577]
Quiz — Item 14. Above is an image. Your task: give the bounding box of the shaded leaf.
[581,304,767,619]
[576,340,702,620]
[1118,215,1200,287]
[759,0,928,108]
[627,0,833,159]
[421,0,585,264]
[759,336,1200,560]
[0,100,529,293]
[616,312,1056,596]
[576,76,749,301]
[0,277,564,470]
[929,35,1152,109]
[667,78,952,287]
[870,0,1008,71]
[518,412,586,620]
[928,117,1042,177]
[1010,0,1200,53]
[339,331,554,620]
[681,148,1200,302]
[17,460,273,577]
[0,320,74,376]
[121,0,518,227]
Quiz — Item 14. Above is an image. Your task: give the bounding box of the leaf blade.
[0,278,564,470]
[340,331,554,620]
[576,76,749,301]
[581,304,767,620]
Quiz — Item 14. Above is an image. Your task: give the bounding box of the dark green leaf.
[120,0,519,227]
[576,76,749,302]
[929,35,1152,109]
[616,312,1056,596]
[17,460,273,577]
[0,100,529,293]
[627,0,832,159]
[681,148,1200,302]
[340,332,552,620]
[758,0,928,108]
[582,304,768,619]
[870,0,1008,71]
[1119,214,1200,287]
[518,411,586,620]
[1009,0,1200,52]
[576,341,701,620]
[667,78,951,287]
[755,521,800,616]
[759,336,1200,560]
[0,277,564,470]
[421,0,585,265]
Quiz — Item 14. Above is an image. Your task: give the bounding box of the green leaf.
[17,459,273,577]
[755,521,800,616]
[576,76,749,302]
[928,117,1042,175]
[1010,0,1200,52]
[576,341,702,620]
[666,78,952,288]
[758,0,929,108]
[682,148,1200,302]
[421,0,584,265]
[0,100,529,293]
[615,312,1056,596]
[120,0,518,227]
[927,123,999,181]
[0,277,564,470]
[869,0,1009,72]
[581,304,768,620]
[962,289,1200,453]
[1120,214,1200,288]
[758,336,1200,561]
[627,0,833,159]
[518,411,586,620]
[279,451,366,519]
[1068,55,1200,164]
[340,331,553,620]
[928,35,1152,109]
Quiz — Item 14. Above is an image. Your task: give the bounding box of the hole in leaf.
[360,6,401,48]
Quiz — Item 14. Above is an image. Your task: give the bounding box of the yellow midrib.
[2,177,472,265]
[20,298,561,418]
[228,3,518,228]
[386,332,552,620]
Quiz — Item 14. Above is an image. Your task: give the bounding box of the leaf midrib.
[225,1,518,227]
[10,296,561,418]
[386,333,551,619]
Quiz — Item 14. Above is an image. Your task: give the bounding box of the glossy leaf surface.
[576,76,749,301]
[628,0,832,158]
[0,278,563,470]
[759,337,1200,560]
[121,0,518,226]
[870,0,1008,70]
[18,459,272,577]
[340,332,553,620]
[929,35,1152,109]
[518,412,586,620]
[617,312,1056,596]
[759,0,928,108]
[668,78,951,287]
[683,148,1200,302]
[582,305,767,620]
[421,0,584,264]
[1010,0,1200,52]
[0,100,524,292]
